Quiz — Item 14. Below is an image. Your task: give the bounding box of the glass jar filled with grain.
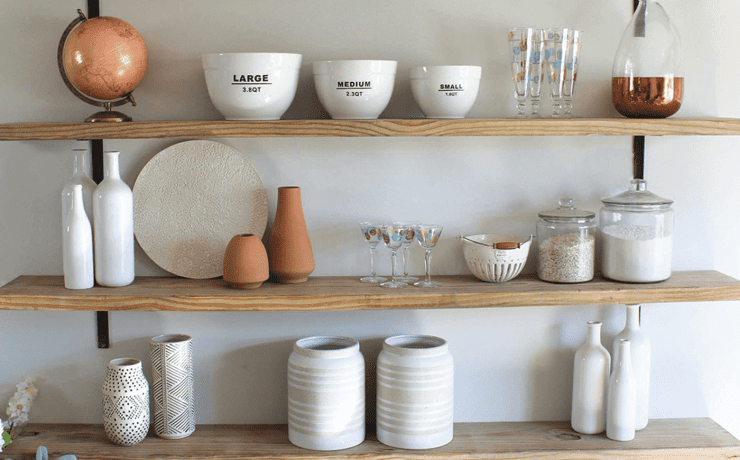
[537,198,596,283]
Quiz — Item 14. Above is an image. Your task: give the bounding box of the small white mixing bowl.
[202,53,302,120]
[312,60,397,119]
[410,65,481,118]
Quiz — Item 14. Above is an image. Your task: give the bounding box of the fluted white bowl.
[461,234,531,283]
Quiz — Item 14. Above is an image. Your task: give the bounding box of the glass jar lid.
[601,179,673,208]
[538,198,596,222]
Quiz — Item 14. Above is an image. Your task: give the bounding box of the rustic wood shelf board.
[1,271,738,311]
[5,419,739,460]
[1,118,740,140]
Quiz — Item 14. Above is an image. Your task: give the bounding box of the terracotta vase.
[268,186,314,283]
[223,233,269,289]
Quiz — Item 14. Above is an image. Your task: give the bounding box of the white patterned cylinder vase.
[102,358,150,446]
[150,334,195,439]
[93,150,135,287]
[288,336,365,451]
[376,335,454,449]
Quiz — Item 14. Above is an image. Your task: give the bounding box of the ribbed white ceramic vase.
[93,150,135,287]
[376,335,454,449]
[63,184,94,290]
[607,339,636,442]
[288,336,365,451]
[613,304,651,430]
[102,358,150,446]
[150,334,195,439]
[571,321,610,434]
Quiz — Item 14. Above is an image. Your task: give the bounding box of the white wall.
[1,0,739,440]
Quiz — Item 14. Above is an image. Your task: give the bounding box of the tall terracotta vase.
[268,186,314,283]
[223,233,269,289]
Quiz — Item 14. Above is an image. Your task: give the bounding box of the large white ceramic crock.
[202,53,302,120]
[376,335,454,450]
[410,65,481,118]
[312,60,397,119]
[288,336,365,451]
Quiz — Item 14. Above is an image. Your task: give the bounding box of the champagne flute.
[359,221,387,284]
[413,224,443,288]
[379,223,410,288]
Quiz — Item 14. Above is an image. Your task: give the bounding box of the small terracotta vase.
[268,186,315,283]
[223,233,269,289]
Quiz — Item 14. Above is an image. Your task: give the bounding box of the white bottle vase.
[102,358,150,446]
[150,334,195,439]
[93,151,135,287]
[63,185,94,290]
[613,304,650,430]
[288,336,365,451]
[376,335,454,450]
[61,148,96,233]
[571,321,610,434]
[607,339,636,441]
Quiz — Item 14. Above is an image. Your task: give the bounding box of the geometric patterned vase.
[150,334,195,439]
[102,358,150,446]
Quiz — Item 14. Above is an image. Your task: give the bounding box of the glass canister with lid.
[600,179,674,282]
[537,198,596,283]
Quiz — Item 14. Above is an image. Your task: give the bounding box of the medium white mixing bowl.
[312,60,397,119]
[410,66,481,118]
[202,53,302,120]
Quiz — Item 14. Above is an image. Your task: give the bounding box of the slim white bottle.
[94,151,135,287]
[607,338,636,441]
[571,321,611,434]
[61,148,96,232]
[613,304,650,430]
[63,185,94,290]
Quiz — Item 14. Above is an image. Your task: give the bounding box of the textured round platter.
[133,140,268,279]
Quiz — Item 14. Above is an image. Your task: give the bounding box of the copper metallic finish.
[612,77,683,118]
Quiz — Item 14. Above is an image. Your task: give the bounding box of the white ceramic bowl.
[461,234,532,283]
[312,60,397,119]
[410,66,481,118]
[202,53,302,120]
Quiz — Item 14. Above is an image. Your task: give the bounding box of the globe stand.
[57,10,139,123]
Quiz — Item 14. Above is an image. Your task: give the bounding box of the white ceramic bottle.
[571,321,610,434]
[613,304,651,430]
[376,335,454,449]
[287,336,365,451]
[63,184,94,290]
[607,339,636,441]
[93,151,135,287]
[61,148,96,232]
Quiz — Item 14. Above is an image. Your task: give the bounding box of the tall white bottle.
[63,185,94,290]
[61,148,96,231]
[607,338,636,441]
[571,321,611,434]
[94,151,135,287]
[613,304,651,430]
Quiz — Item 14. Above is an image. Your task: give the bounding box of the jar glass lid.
[538,198,595,222]
[601,179,673,207]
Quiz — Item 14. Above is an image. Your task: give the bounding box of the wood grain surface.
[4,419,739,460]
[1,271,739,311]
[1,118,740,140]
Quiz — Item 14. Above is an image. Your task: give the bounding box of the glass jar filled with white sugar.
[537,198,596,283]
[600,179,674,282]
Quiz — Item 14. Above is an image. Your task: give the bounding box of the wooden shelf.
[1,118,740,140]
[5,419,739,460]
[1,271,739,311]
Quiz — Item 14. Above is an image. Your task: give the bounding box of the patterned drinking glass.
[359,221,387,284]
[508,28,545,117]
[561,29,582,118]
[396,221,420,283]
[379,223,410,288]
[544,29,565,117]
[413,224,443,288]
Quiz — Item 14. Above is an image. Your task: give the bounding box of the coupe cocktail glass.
[379,223,410,288]
[413,224,443,288]
[359,221,387,284]
[396,221,420,283]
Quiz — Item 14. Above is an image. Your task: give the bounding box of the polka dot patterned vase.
[102,358,150,446]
